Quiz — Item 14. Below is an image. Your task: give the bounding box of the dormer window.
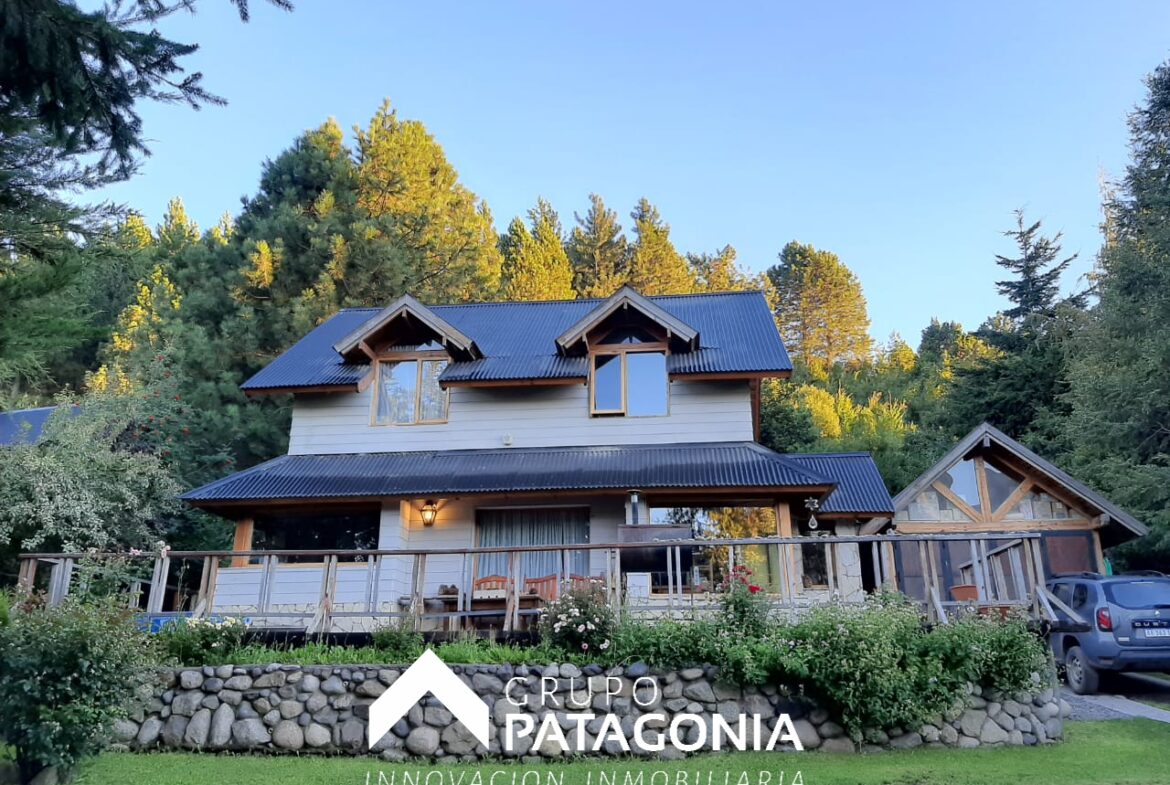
[590,328,668,417]
[374,355,449,425]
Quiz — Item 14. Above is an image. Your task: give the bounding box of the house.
[862,422,1147,610]
[25,290,1130,631]
[143,286,894,630]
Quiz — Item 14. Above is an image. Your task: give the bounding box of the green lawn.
[70,720,1170,785]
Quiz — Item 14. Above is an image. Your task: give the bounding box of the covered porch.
[17,530,1063,634]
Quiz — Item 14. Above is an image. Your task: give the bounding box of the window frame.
[588,341,670,418]
[371,351,450,426]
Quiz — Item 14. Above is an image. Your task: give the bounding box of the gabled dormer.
[555,286,700,417]
[329,295,483,426]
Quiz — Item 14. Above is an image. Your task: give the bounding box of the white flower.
[577,624,586,633]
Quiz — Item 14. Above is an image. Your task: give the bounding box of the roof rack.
[1050,571,1104,580]
[1119,570,1168,578]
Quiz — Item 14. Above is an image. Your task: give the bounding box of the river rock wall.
[110,663,1069,760]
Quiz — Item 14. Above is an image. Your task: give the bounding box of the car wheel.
[1066,645,1100,695]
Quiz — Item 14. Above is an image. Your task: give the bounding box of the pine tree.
[499,199,574,301]
[994,209,1082,322]
[0,0,291,178]
[624,199,696,295]
[767,241,872,374]
[567,194,628,297]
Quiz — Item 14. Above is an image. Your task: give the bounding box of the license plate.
[1141,628,1170,638]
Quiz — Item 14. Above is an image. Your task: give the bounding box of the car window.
[1072,584,1091,609]
[1104,579,1170,609]
[1051,582,1071,607]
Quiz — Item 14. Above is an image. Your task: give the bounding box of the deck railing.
[16,532,1062,633]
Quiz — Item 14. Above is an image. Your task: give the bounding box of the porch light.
[420,500,438,526]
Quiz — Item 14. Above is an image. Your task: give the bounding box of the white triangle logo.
[368,649,491,748]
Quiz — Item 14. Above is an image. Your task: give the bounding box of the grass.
[72,720,1170,785]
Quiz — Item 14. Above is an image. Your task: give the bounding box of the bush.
[717,565,770,638]
[371,623,425,661]
[538,583,615,655]
[0,596,157,783]
[155,616,247,666]
[605,618,722,668]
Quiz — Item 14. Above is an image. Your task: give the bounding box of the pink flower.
[129,548,142,556]
[581,642,590,651]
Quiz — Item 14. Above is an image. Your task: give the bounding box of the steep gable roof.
[864,422,1146,542]
[332,293,480,362]
[555,285,699,353]
[242,290,790,393]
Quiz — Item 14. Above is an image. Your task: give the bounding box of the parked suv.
[1046,572,1170,694]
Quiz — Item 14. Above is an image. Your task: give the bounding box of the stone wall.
[111,663,1069,760]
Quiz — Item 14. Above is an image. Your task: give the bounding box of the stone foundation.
[111,663,1069,760]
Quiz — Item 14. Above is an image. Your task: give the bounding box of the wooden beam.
[896,518,1097,534]
[990,479,1035,522]
[932,481,983,523]
[243,383,359,397]
[231,518,254,568]
[1092,530,1107,573]
[974,457,993,517]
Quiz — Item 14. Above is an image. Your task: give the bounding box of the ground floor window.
[252,511,379,563]
[475,508,590,587]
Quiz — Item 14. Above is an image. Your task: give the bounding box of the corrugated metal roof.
[787,453,895,515]
[0,405,78,447]
[182,442,893,517]
[241,291,790,390]
[182,441,853,502]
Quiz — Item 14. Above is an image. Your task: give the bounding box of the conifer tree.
[994,209,1083,322]
[567,194,628,297]
[624,199,696,295]
[499,199,574,301]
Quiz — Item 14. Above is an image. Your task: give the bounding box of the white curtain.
[476,508,589,582]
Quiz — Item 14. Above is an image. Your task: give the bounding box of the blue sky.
[95,1,1170,344]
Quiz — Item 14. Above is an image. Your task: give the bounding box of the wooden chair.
[474,575,510,594]
[524,575,559,602]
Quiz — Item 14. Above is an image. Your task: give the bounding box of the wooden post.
[775,502,797,598]
[413,553,428,630]
[1092,531,1107,574]
[257,554,276,614]
[231,518,254,568]
[17,558,37,593]
[882,541,898,590]
[824,541,836,595]
[502,551,516,633]
[666,545,676,614]
[147,555,168,614]
[204,557,219,614]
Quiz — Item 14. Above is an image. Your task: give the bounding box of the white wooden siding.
[287,380,752,455]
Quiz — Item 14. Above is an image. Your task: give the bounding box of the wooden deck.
[17,532,1068,633]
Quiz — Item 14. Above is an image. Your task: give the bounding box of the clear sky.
[94,1,1170,344]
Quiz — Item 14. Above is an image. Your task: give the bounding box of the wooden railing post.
[503,551,519,633]
[146,555,168,614]
[17,557,37,594]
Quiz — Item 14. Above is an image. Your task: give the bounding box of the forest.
[1,1,1168,579]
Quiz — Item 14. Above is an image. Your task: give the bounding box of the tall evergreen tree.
[1063,61,1170,566]
[0,0,291,178]
[499,199,574,301]
[994,210,1082,321]
[767,241,872,374]
[624,199,696,295]
[567,194,627,298]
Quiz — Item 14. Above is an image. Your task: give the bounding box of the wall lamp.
[420,500,439,526]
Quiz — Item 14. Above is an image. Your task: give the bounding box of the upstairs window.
[375,357,449,425]
[590,350,668,416]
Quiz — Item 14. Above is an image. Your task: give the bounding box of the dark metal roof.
[0,405,78,446]
[787,453,895,515]
[182,443,892,513]
[241,290,790,391]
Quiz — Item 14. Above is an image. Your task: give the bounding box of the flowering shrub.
[0,596,157,783]
[155,615,247,665]
[538,583,615,655]
[717,565,769,638]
